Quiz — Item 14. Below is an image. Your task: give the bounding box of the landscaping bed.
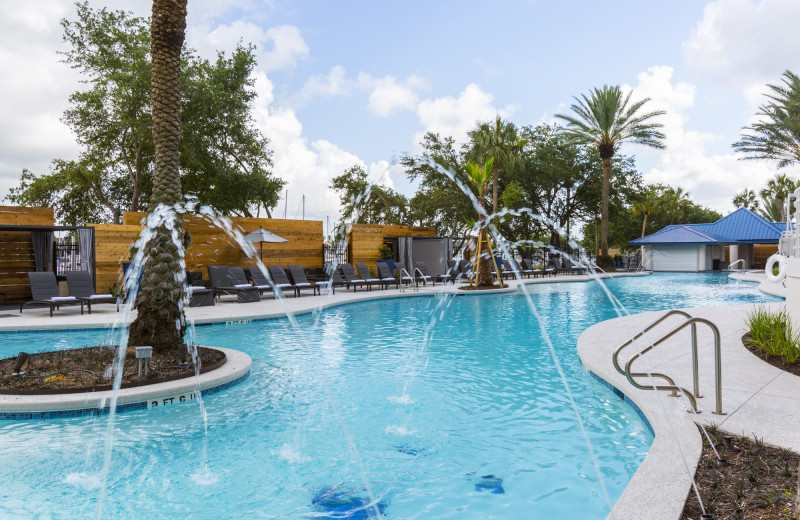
[742,332,800,378]
[0,346,225,394]
[681,424,799,519]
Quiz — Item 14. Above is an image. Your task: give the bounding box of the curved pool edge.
[728,271,786,298]
[577,300,790,520]
[0,347,251,419]
[1,271,650,333]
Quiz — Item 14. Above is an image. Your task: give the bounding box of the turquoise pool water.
[0,273,777,518]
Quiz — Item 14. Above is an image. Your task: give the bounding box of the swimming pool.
[0,273,777,518]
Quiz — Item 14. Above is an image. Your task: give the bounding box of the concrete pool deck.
[0,271,647,331]
[578,300,799,520]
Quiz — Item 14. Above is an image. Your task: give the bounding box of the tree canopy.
[6,2,284,224]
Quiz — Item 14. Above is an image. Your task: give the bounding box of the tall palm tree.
[631,190,660,238]
[466,115,525,217]
[128,0,188,353]
[464,158,496,287]
[733,70,800,168]
[732,188,759,211]
[556,86,665,263]
[759,173,798,222]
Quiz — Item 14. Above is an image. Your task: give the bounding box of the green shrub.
[746,307,800,363]
[377,244,393,260]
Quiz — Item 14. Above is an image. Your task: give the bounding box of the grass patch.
[746,307,800,364]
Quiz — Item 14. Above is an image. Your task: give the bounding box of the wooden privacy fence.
[0,206,54,299]
[347,223,436,266]
[92,212,324,292]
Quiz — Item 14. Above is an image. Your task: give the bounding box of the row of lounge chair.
[21,271,117,317]
[19,256,591,316]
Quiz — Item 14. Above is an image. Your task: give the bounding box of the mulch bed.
[742,332,800,378]
[0,346,225,394]
[457,284,509,290]
[681,425,799,519]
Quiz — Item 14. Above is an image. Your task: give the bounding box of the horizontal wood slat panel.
[0,206,54,226]
[347,223,436,266]
[93,212,324,291]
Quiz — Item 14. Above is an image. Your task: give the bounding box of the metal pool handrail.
[612,310,693,392]
[622,316,724,415]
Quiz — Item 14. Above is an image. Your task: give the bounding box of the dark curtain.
[31,231,54,272]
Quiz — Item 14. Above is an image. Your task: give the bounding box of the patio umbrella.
[244,227,288,260]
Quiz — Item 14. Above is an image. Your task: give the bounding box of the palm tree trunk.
[128,0,188,354]
[601,157,611,259]
[641,212,648,238]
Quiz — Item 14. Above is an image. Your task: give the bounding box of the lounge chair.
[338,264,370,291]
[453,259,473,284]
[565,258,587,275]
[355,263,388,290]
[324,263,349,291]
[21,271,84,317]
[288,265,333,295]
[65,270,119,312]
[376,261,400,289]
[207,265,260,303]
[523,259,551,277]
[268,266,302,297]
[246,266,276,297]
[393,262,415,286]
[413,261,438,286]
[501,259,525,279]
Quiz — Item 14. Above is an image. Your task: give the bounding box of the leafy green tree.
[330,165,410,225]
[732,188,759,211]
[733,70,800,168]
[401,132,475,236]
[464,115,525,216]
[556,85,665,263]
[128,0,187,353]
[6,2,283,224]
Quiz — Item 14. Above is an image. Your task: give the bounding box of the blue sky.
[1,0,799,224]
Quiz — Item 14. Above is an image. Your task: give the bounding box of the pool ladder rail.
[612,310,725,415]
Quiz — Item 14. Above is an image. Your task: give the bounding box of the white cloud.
[0,1,81,199]
[684,0,800,106]
[299,65,351,99]
[624,66,782,213]
[357,73,429,117]
[414,83,514,147]
[261,25,309,72]
[251,72,360,222]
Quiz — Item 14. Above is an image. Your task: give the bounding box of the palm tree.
[631,190,660,238]
[556,86,665,264]
[732,188,759,211]
[464,158,496,287]
[128,0,188,353]
[661,186,690,224]
[758,196,783,222]
[759,173,798,222]
[733,70,800,168]
[466,115,525,217]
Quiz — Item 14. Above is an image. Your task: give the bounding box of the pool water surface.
[0,273,777,518]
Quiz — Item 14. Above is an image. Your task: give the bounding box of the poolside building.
[628,207,786,271]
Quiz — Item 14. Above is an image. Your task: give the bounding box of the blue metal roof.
[628,207,782,246]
